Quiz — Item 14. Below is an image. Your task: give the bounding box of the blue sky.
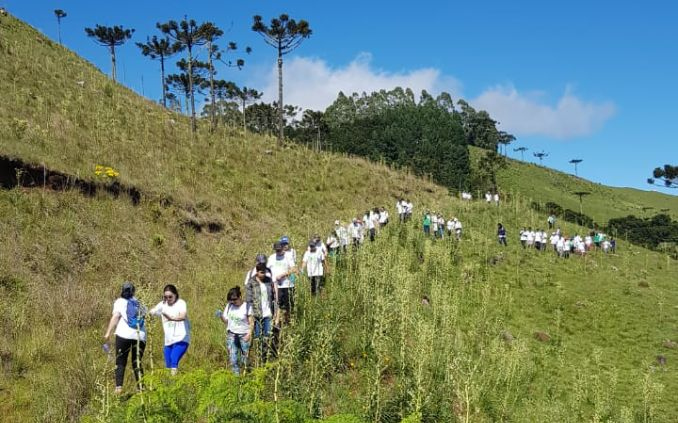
[5,0,677,194]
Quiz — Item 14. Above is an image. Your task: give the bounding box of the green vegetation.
[1,13,678,423]
[323,89,470,191]
[469,147,678,224]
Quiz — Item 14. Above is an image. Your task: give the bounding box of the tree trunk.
[277,45,283,146]
[187,45,196,133]
[160,56,167,108]
[208,41,216,132]
[110,45,117,82]
[242,98,246,134]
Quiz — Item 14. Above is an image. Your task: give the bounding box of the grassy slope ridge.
[0,14,449,421]
[469,147,678,224]
[1,14,678,422]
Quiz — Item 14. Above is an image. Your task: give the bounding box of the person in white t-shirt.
[379,207,389,227]
[446,218,455,237]
[534,230,543,250]
[221,286,253,375]
[526,228,535,248]
[103,281,147,394]
[149,284,190,376]
[335,220,349,253]
[349,218,362,248]
[454,218,463,240]
[550,232,559,252]
[431,214,439,238]
[280,236,297,265]
[268,242,298,325]
[326,231,339,257]
[302,241,328,295]
[493,193,499,205]
[404,199,413,222]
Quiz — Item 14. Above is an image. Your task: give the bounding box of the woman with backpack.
[149,284,190,376]
[221,286,253,375]
[103,281,147,394]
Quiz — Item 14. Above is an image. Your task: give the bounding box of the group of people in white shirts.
[519,227,616,258]
[396,199,414,223]
[422,211,463,240]
[103,195,622,394]
[485,191,500,205]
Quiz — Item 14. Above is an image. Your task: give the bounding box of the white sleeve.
[176,299,187,314]
[149,301,164,316]
[113,298,125,317]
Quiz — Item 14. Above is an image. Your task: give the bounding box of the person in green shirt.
[423,213,431,236]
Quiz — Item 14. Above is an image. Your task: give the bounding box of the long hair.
[163,284,179,300]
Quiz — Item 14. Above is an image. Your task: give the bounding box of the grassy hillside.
[470,147,678,224]
[2,13,678,423]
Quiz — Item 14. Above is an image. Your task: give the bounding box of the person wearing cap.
[279,235,297,264]
[310,233,328,256]
[267,241,298,325]
[244,254,272,287]
[301,240,328,296]
[245,262,275,362]
[103,282,147,394]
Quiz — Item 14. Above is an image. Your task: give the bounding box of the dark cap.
[308,241,317,248]
[255,254,267,264]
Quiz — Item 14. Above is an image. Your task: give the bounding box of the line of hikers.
[103,202,404,392]
[422,211,463,240]
[102,196,620,393]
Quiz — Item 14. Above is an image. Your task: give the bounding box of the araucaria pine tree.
[252,14,311,146]
[157,18,210,133]
[54,9,67,46]
[84,25,134,82]
[136,36,179,108]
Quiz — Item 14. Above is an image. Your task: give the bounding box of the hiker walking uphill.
[268,241,298,325]
[244,254,271,286]
[497,223,508,246]
[301,240,328,296]
[103,282,147,394]
[423,212,431,236]
[149,284,190,376]
[245,263,275,363]
[221,286,253,375]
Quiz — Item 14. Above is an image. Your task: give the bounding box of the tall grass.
[1,13,678,422]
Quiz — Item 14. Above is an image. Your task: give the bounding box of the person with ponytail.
[103,281,146,394]
[220,286,253,375]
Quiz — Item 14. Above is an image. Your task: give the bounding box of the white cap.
[335,220,340,225]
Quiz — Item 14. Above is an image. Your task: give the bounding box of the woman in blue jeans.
[246,262,275,363]
[149,284,190,376]
[221,286,253,375]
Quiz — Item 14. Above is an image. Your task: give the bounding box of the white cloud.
[253,53,462,112]
[471,85,616,139]
[250,53,615,139]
